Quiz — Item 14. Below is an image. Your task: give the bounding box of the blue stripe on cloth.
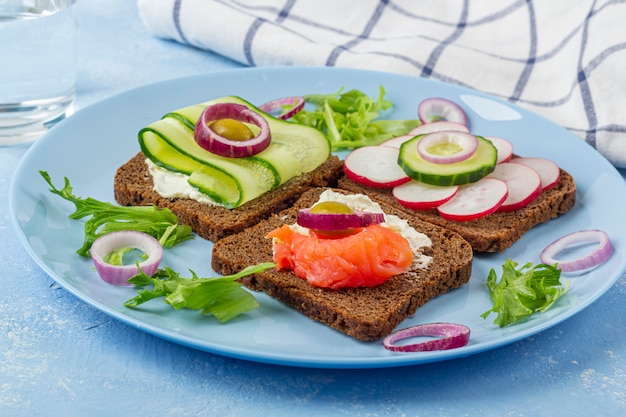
[243,0,296,66]
[243,19,264,65]
[172,0,189,44]
[577,0,599,148]
[509,0,537,103]
[420,0,469,78]
[325,0,390,66]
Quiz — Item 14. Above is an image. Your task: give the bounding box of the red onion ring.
[297,209,384,231]
[417,131,479,164]
[540,230,613,272]
[418,97,468,126]
[90,231,163,286]
[383,322,470,352]
[258,96,305,120]
[194,103,271,158]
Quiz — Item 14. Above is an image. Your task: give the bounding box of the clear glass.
[0,0,79,145]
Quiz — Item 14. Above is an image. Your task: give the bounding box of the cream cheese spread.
[145,159,218,206]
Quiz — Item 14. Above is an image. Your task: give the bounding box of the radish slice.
[437,177,508,222]
[418,98,468,126]
[90,231,163,286]
[194,103,271,158]
[297,209,384,231]
[393,180,458,210]
[408,121,469,136]
[380,134,414,149]
[417,131,479,165]
[540,230,613,272]
[487,162,542,212]
[383,322,470,352]
[344,145,410,188]
[512,157,560,190]
[483,136,514,164]
[258,96,305,120]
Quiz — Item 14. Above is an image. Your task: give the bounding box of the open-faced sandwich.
[336,112,577,253]
[212,187,473,341]
[114,96,345,242]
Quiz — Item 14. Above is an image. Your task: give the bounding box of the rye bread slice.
[113,152,344,242]
[337,166,576,253]
[211,187,473,341]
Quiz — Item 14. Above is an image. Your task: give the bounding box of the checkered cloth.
[138,0,626,167]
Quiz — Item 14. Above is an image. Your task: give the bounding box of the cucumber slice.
[398,134,497,186]
[140,128,241,206]
[139,118,276,207]
[168,96,332,186]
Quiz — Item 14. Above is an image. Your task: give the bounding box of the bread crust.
[113,152,345,242]
[211,187,473,341]
[337,166,576,253]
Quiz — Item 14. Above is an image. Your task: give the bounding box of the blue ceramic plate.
[10,67,626,369]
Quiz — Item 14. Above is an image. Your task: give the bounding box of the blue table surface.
[1,2,625,416]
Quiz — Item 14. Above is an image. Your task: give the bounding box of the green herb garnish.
[40,171,193,257]
[291,86,420,150]
[125,262,275,323]
[481,260,570,327]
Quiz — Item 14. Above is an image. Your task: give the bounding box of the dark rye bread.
[211,187,473,341]
[113,152,344,242]
[337,165,577,253]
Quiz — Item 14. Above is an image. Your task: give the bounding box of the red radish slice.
[487,162,542,212]
[344,146,411,188]
[512,157,560,190]
[418,98,468,126]
[417,131,479,165]
[393,180,458,210]
[380,134,414,149]
[437,177,508,221]
[483,136,514,164]
[409,121,469,136]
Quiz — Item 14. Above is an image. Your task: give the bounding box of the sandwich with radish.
[338,98,576,253]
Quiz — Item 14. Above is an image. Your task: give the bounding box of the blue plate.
[9,67,626,369]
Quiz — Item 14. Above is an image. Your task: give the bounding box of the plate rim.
[9,66,626,369]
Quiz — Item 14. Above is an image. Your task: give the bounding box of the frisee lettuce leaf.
[124,262,275,323]
[481,260,570,327]
[40,171,193,257]
[290,86,420,150]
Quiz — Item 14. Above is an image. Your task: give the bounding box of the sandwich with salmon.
[211,187,474,341]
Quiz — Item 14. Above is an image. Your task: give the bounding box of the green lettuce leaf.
[125,262,275,323]
[290,86,420,150]
[481,259,570,327]
[40,171,193,257]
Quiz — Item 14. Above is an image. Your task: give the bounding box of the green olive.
[310,201,354,215]
[209,118,255,141]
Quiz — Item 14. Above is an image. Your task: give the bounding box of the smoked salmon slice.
[266,224,413,289]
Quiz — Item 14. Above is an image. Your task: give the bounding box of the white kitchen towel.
[137,0,626,167]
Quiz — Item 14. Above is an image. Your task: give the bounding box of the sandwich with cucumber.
[114,96,345,242]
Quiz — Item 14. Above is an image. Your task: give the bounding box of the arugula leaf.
[40,171,193,257]
[290,86,420,150]
[125,262,276,323]
[481,260,570,327]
